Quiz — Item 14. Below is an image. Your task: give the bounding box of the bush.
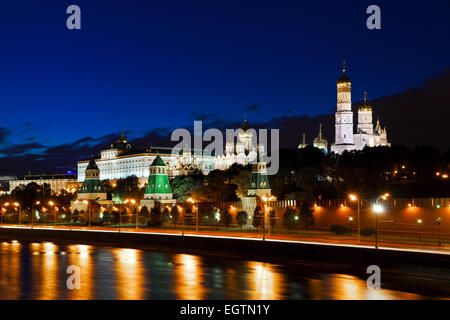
[330,225,351,235]
[360,226,376,236]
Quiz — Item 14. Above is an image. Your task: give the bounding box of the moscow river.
[0,240,448,300]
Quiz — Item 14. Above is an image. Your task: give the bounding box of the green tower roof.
[79,179,105,194]
[151,154,166,167]
[86,158,99,170]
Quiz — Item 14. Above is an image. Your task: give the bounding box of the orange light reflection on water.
[174,254,206,300]
[248,261,285,300]
[67,244,93,299]
[114,248,145,300]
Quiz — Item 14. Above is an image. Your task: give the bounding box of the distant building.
[77,132,215,185]
[313,124,328,154]
[298,133,308,149]
[9,173,79,193]
[213,119,258,171]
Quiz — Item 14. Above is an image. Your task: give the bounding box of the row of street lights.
[1,200,61,228]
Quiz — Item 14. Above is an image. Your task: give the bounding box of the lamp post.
[3,202,9,226]
[436,218,442,246]
[179,205,185,236]
[373,193,389,249]
[32,201,40,229]
[82,200,91,228]
[1,205,7,228]
[349,194,360,242]
[48,201,56,227]
[124,199,137,230]
[417,219,423,241]
[119,205,122,233]
[187,197,197,232]
[14,202,21,225]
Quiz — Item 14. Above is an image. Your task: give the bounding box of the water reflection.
[174,254,206,300]
[67,244,93,299]
[248,261,285,300]
[35,242,59,300]
[0,241,445,300]
[114,248,145,300]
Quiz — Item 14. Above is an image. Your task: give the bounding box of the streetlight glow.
[373,204,384,214]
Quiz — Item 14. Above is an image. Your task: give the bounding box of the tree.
[222,210,233,229]
[139,206,150,225]
[149,207,162,227]
[171,175,203,202]
[196,170,238,202]
[229,164,252,198]
[236,211,248,230]
[298,201,314,233]
[161,207,171,227]
[283,207,297,233]
[252,206,263,229]
[110,175,143,202]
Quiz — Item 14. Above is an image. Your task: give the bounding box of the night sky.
[0,0,449,178]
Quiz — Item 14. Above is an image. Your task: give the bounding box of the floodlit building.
[313,124,328,154]
[140,155,176,210]
[9,173,79,193]
[77,133,215,185]
[213,119,258,171]
[331,62,390,154]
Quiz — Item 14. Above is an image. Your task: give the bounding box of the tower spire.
[319,123,323,139]
[302,132,306,144]
[364,91,367,105]
[342,60,346,74]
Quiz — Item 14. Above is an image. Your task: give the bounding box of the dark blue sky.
[0,0,449,162]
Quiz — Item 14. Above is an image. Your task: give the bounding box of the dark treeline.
[2,145,449,211]
[171,145,450,203]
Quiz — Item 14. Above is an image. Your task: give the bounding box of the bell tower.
[335,61,354,145]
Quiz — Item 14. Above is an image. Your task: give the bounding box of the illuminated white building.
[213,119,258,170]
[331,62,390,154]
[77,133,214,184]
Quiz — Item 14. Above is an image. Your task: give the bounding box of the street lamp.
[417,219,423,241]
[261,196,275,240]
[187,198,198,232]
[82,200,91,227]
[48,201,56,227]
[14,202,21,225]
[373,193,389,249]
[348,194,360,242]
[178,205,184,236]
[32,201,40,229]
[125,199,137,229]
[436,218,442,246]
[3,202,9,227]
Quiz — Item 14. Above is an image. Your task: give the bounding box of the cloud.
[0,127,11,144]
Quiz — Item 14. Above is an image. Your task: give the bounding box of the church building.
[331,62,390,154]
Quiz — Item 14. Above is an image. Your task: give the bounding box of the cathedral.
[213,118,258,170]
[331,62,390,154]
